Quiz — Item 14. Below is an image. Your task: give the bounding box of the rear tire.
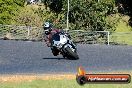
[52,51,58,56]
[52,48,59,56]
[65,47,79,60]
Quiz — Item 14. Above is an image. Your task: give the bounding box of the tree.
[41,0,63,13]
[63,0,115,31]
[115,0,132,26]
[42,0,116,31]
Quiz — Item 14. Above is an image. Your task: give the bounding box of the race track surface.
[0,40,132,74]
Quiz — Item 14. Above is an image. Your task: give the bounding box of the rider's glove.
[45,31,50,35]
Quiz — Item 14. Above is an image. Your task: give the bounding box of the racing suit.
[44,28,63,47]
[44,28,71,56]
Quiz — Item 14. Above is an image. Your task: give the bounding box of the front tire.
[65,47,79,60]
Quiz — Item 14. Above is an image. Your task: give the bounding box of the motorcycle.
[51,32,79,60]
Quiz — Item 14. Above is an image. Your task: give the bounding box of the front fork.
[62,43,76,54]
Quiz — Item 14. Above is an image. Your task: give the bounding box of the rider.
[43,22,65,56]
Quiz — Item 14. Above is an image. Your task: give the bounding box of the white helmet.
[43,22,52,34]
[44,22,52,30]
[44,22,50,28]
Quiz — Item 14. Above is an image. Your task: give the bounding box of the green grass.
[110,15,132,45]
[110,32,132,45]
[115,17,132,32]
[0,79,131,88]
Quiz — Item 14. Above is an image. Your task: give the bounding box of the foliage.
[0,0,131,32]
[62,0,116,31]
[41,0,63,13]
[41,0,117,31]
[0,0,25,24]
[115,0,132,26]
[14,4,65,27]
[15,5,42,27]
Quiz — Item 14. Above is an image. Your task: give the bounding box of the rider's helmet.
[43,22,52,35]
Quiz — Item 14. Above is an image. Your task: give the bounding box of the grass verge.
[110,14,132,45]
[0,73,131,88]
[0,79,131,88]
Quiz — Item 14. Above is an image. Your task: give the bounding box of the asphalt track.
[0,40,132,74]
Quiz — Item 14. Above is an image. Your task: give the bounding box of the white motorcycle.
[51,32,79,60]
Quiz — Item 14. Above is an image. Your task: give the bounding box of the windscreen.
[52,34,60,41]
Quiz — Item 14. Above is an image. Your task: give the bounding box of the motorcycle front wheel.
[65,47,79,60]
